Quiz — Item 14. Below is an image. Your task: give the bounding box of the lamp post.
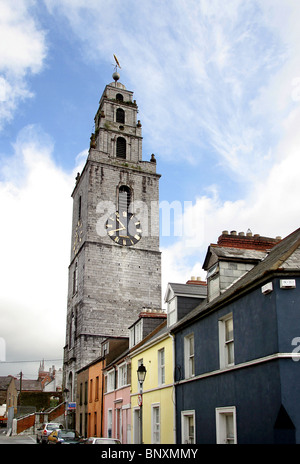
[137,363,147,444]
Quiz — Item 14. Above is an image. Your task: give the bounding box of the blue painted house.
[171,228,300,444]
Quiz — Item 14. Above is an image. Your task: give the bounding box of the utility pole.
[18,371,22,406]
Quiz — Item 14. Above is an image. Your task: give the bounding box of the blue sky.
[0,0,300,378]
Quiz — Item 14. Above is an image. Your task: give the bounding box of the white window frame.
[219,313,234,369]
[135,320,143,344]
[216,406,237,444]
[118,362,128,389]
[130,320,143,348]
[184,334,195,379]
[181,410,195,444]
[158,348,165,385]
[151,403,160,444]
[129,327,135,348]
[167,296,177,326]
[106,369,115,393]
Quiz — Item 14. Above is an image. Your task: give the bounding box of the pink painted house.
[103,345,131,444]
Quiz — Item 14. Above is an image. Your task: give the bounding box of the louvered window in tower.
[116,93,123,102]
[116,137,126,159]
[116,108,125,123]
[118,186,131,214]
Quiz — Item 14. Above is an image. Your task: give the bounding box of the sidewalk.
[0,429,36,444]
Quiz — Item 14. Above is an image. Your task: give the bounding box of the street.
[0,428,36,444]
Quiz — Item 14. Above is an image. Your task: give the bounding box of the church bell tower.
[63,70,162,397]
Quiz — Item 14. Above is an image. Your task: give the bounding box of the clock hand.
[109,227,126,233]
[116,217,126,229]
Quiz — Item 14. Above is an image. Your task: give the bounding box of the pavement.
[0,428,36,444]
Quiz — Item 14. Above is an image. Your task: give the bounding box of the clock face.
[106,211,142,246]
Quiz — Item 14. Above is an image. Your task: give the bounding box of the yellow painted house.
[130,314,175,444]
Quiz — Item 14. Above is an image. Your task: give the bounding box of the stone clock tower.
[63,72,161,398]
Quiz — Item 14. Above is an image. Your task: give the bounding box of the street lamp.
[137,363,147,444]
[137,363,147,384]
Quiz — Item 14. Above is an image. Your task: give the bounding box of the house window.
[158,348,165,385]
[219,313,234,368]
[167,297,177,326]
[184,334,195,378]
[130,320,143,348]
[84,381,88,405]
[102,341,109,357]
[116,108,125,123]
[95,376,99,401]
[116,136,126,159]
[89,379,93,402]
[216,406,237,444]
[129,328,135,348]
[118,363,128,388]
[181,410,195,444]
[152,404,160,444]
[106,369,115,393]
[135,321,142,344]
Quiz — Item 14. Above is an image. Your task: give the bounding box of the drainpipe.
[169,332,176,444]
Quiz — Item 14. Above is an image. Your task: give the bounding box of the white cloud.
[43,0,300,302]
[0,125,82,364]
[0,0,47,128]
[43,0,298,175]
[161,123,300,294]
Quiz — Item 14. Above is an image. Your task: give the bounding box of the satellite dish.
[113,54,121,69]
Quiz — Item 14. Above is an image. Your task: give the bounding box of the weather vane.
[112,54,121,84]
[113,54,121,72]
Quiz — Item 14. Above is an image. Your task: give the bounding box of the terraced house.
[171,228,300,444]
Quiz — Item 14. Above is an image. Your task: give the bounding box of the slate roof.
[15,379,42,392]
[203,245,267,270]
[172,227,300,331]
[0,376,13,390]
[164,283,207,303]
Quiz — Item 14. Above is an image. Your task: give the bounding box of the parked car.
[84,437,121,444]
[48,429,83,444]
[36,422,61,444]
